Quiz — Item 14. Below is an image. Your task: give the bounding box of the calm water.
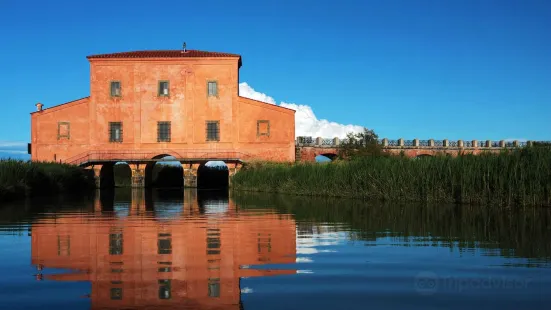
[0,189,550,310]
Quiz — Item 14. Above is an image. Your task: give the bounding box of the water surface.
[0,189,550,309]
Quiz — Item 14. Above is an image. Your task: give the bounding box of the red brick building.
[30,48,296,164]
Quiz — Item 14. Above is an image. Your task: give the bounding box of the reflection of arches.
[99,188,115,211]
[197,162,229,189]
[145,154,183,188]
[197,190,230,214]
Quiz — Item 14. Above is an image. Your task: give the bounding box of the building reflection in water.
[31,189,297,309]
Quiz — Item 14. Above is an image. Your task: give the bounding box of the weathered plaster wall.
[237,97,295,161]
[31,97,90,162]
[31,55,296,163]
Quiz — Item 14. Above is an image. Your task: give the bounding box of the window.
[157,122,171,142]
[158,233,172,254]
[257,120,270,137]
[158,280,172,299]
[208,278,220,298]
[109,122,123,143]
[207,81,218,97]
[207,228,221,255]
[158,81,169,97]
[109,233,123,255]
[110,288,123,300]
[110,81,121,97]
[206,121,220,141]
[57,122,70,140]
[57,235,70,256]
[158,261,172,272]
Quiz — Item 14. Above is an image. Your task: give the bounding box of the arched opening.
[197,161,229,189]
[113,162,131,187]
[145,154,183,188]
[416,154,433,159]
[316,153,337,162]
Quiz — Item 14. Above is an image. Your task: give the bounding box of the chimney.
[36,102,43,112]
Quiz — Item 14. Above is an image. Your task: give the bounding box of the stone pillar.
[499,140,505,148]
[428,139,434,147]
[398,138,404,147]
[227,162,242,187]
[90,165,103,189]
[485,140,491,148]
[332,137,340,146]
[128,163,145,188]
[413,139,419,147]
[93,190,102,212]
[316,137,323,146]
[88,164,114,189]
[443,139,449,148]
[130,188,145,215]
[513,140,519,147]
[182,163,200,188]
[382,138,388,147]
[472,140,478,148]
[458,140,464,148]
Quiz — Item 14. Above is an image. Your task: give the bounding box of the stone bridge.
[295,136,536,162]
[71,138,543,188]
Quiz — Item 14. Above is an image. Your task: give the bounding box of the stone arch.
[317,153,338,161]
[197,161,229,189]
[145,154,183,188]
[113,162,132,187]
[416,154,433,158]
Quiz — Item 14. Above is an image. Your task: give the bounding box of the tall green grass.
[0,159,95,202]
[232,147,551,206]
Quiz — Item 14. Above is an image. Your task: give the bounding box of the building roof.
[87,50,242,66]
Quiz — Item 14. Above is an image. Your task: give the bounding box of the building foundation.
[182,163,200,188]
[128,163,145,188]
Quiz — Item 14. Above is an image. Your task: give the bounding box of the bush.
[232,147,551,206]
[0,159,95,202]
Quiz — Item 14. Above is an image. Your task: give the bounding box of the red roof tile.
[87,50,241,59]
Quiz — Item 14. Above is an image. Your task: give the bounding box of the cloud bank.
[239,83,364,138]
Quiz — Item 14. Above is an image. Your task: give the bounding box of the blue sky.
[0,0,550,156]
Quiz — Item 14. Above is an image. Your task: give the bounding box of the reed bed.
[231,147,551,206]
[0,159,95,202]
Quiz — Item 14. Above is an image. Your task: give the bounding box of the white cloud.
[240,287,254,294]
[239,82,277,104]
[239,83,364,138]
[0,141,27,148]
[0,150,27,154]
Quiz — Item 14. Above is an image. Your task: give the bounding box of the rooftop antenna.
[183,42,187,52]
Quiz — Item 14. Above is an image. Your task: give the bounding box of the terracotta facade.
[30,49,296,164]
